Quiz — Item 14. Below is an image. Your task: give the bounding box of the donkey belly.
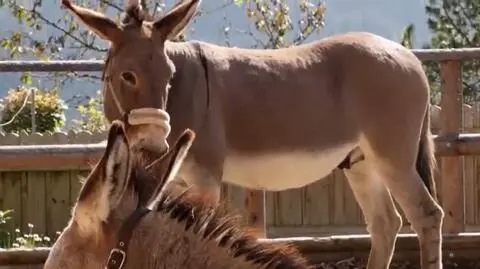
[222,143,355,191]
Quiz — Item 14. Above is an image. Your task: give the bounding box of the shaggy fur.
[131,163,313,269]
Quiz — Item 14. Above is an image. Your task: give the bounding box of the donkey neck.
[163,41,214,136]
[121,189,310,269]
[125,213,265,269]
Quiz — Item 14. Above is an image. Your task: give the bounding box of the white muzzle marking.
[127,108,171,150]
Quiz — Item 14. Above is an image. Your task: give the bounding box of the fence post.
[439,60,464,233]
[245,189,266,237]
[30,88,36,133]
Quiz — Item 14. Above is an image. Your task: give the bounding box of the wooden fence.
[0,48,480,239]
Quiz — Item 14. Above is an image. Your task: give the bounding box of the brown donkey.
[43,119,313,269]
[61,0,444,268]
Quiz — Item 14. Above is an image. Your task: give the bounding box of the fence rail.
[0,47,479,73]
[2,233,480,268]
[0,131,477,171]
[0,47,479,238]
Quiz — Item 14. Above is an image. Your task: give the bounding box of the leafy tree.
[0,86,66,133]
[233,0,325,49]
[399,23,442,105]
[400,23,415,49]
[424,0,480,104]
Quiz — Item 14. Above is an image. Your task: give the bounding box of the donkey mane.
[123,5,152,25]
[131,160,312,269]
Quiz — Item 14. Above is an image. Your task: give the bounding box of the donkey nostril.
[121,71,137,86]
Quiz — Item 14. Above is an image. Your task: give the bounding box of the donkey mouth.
[127,124,170,153]
[125,108,172,154]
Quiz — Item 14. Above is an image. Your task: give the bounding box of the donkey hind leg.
[344,160,402,269]
[370,162,443,269]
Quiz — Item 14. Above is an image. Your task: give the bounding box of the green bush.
[0,86,67,133]
[72,90,109,133]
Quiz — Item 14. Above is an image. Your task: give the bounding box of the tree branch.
[29,9,107,52]
[442,2,473,47]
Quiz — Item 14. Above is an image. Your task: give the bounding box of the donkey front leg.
[171,158,223,203]
[344,161,402,269]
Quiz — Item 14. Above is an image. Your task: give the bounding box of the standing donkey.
[44,119,313,269]
[61,0,444,268]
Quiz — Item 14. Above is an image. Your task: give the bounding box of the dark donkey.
[61,0,444,268]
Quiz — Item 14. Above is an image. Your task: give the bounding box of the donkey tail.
[416,104,438,201]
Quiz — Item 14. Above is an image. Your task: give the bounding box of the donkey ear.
[102,121,132,211]
[74,121,132,231]
[152,0,201,41]
[61,0,122,43]
[145,129,195,208]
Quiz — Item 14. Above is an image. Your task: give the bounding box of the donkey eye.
[121,71,137,86]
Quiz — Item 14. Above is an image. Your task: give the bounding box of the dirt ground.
[314,257,480,269]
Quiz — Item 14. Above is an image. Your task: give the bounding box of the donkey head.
[43,119,195,269]
[61,0,200,152]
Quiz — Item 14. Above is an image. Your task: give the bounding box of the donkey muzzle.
[125,107,171,153]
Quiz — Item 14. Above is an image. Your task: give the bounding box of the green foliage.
[425,0,480,104]
[400,23,415,49]
[0,209,54,249]
[0,209,13,248]
[0,86,67,133]
[72,90,109,133]
[234,0,326,49]
[399,23,442,105]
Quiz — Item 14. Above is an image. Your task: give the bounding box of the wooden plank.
[265,191,275,227]
[413,47,480,62]
[474,102,480,225]
[430,105,442,133]
[433,105,444,214]
[20,171,46,236]
[44,171,70,238]
[68,130,93,201]
[0,133,22,238]
[0,147,102,171]
[302,176,332,226]
[19,133,47,236]
[274,187,303,227]
[439,60,464,233]
[224,184,248,224]
[70,171,87,207]
[244,189,265,237]
[218,184,248,228]
[268,224,480,238]
[332,170,348,225]
[463,104,475,225]
[0,133,20,146]
[3,233,480,267]
[1,172,22,235]
[70,131,93,144]
[44,133,71,238]
[223,184,245,212]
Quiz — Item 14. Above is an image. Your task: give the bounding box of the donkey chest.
[221,143,355,191]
